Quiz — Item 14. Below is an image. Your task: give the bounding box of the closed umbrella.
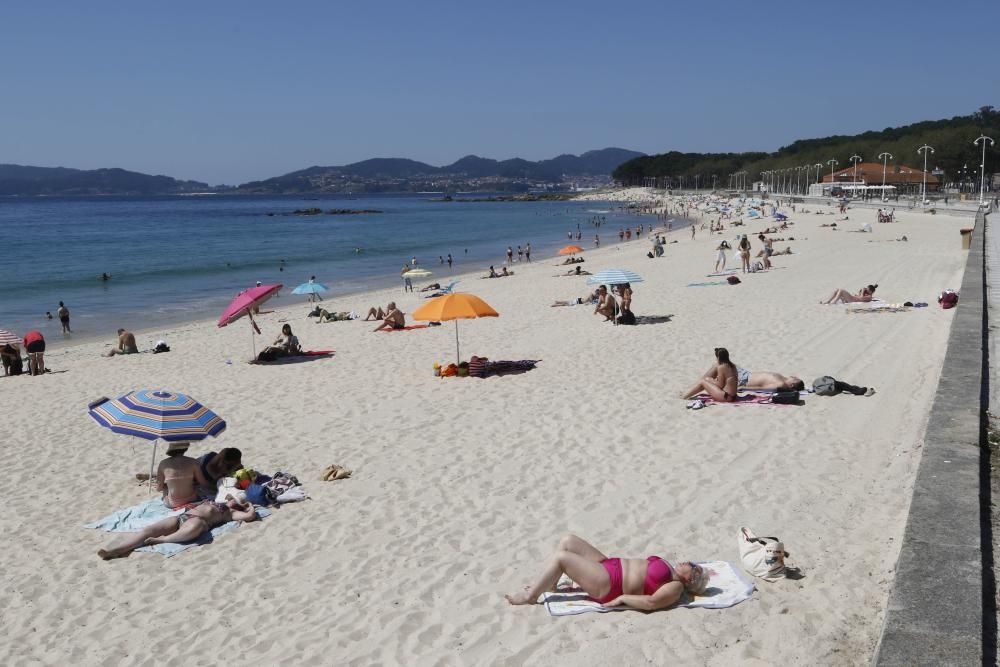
[411,293,498,364]
[89,389,226,486]
[402,269,432,279]
[218,283,283,358]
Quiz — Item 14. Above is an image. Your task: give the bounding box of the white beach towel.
[539,560,754,616]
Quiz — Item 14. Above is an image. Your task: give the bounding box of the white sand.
[0,201,971,665]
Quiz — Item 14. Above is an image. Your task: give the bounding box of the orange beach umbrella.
[411,293,498,364]
[558,245,585,255]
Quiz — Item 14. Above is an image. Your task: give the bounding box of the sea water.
[0,193,668,343]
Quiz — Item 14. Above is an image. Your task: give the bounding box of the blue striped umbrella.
[586,269,644,286]
[89,390,226,441]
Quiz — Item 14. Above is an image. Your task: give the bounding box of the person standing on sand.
[594,235,600,247]
[506,246,514,265]
[738,235,751,273]
[517,246,523,262]
[23,330,45,376]
[447,254,453,269]
[525,243,531,262]
[57,301,71,333]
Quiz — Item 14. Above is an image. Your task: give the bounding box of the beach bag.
[770,391,800,405]
[938,290,959,309]
[812,376,837,396]
[738,527,788,581]
[617,309,636,325]
[727,276,741,285]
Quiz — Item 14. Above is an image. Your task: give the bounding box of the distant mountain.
[236,148,645,193]
[0,164,210,196]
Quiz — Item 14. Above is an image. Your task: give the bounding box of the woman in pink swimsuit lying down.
[505,534,709,610]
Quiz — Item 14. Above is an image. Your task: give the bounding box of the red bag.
[938,290,959,309]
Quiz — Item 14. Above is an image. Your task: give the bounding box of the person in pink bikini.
[505,534,709,610]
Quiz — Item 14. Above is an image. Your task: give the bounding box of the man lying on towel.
[97,497,257,560]
[372,303,405,332]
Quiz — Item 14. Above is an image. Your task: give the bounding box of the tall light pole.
[827,159,839,194]
[974,135,994,206]
[917,145,933,204]
[879,152,893,200]
[813,163,823,194]
[850,154,862,198]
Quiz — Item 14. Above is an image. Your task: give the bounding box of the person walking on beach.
[308,276,321,302]
[517,246,523,262]
[506,246,514,265]
[594,234,600,247]
[525,243,531,262]
[57,301,71,333]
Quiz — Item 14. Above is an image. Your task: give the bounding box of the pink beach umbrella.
[218,283,283,358]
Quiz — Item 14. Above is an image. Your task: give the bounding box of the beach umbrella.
[0,329,20,347]
[558,245,585,255]
[218,283,282,358]
[89,389,226,486]
[402,268,432,279]
[411,293,498,364]
[586,269,644,286]
[292,281,330,296]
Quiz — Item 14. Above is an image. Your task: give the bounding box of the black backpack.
[812,376,837,396]
[617,309,636,325]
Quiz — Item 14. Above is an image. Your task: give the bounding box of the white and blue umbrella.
[90,389,226,487]
[586,269,644,286]
[292,282,330,296]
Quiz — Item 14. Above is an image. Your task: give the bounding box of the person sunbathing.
[739,370,806,392]
[104,329,138,357]
[264,324,301,357]
[552,289,600,307]
[682,346,739,402]
[821,284,877,304]
[373,302,405,331]
[315,309,351,322]
[556,266,591,276]
[364,305,388,320]
[504,534,708,610]
[97,497,258,560]
[420,283,441,292]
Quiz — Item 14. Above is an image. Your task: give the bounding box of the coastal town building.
[821,162,939,192]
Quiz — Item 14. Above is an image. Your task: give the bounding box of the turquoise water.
[0,194,664,341]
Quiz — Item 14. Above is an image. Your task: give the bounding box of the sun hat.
[166,441,190,455]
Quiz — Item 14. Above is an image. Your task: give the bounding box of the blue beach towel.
[85,497,270,557]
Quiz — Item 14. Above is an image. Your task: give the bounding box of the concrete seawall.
[874,209,994,665]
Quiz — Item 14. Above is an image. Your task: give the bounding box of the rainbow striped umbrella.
[89,390,226,441]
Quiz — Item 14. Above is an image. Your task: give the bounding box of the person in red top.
[22,330,45,376]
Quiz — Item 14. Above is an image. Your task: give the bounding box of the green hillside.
[614,106,1000,188]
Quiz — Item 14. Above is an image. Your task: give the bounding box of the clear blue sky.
[1,1,996,185]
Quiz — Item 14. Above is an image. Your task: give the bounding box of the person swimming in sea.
[100,272,112,281]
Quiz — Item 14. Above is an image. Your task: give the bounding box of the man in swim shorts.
[97,497,258,560]
[740,370,805,391]
[372,303,405,332]
[105,329,138,357]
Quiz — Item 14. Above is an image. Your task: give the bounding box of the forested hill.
[235,148,644,193]
[0,164,210,196]
[614,106,1000,185]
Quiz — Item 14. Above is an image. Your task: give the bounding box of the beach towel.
[379,325,430,332]
[250,350,335,365]
[540,561,754,616]
[687,281,728,287]
[485,359,540,376]
[694,393,802,407]
[85,497,270,558]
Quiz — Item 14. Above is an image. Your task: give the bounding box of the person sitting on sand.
[373,302,405,331]
[501,267,513,277]
[314,309,352,323]
[420,283,441,292]
[266,323,301,356]
[504,534,708,610]
[195,447,243,496]
[557,265,591,277]
[156,442,201,508]
[105,329,138,357]
[681,346,739,402]
[98,497,258,560]
[487,266,499,278]
[821,284,877,304]
[594,286,616,321]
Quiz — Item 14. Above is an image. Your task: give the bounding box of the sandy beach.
[0,195,972,665]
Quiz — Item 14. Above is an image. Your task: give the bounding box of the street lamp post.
[813,163,823,194]
[917,145,933,204]
[827,159,839,194]
[850,154,862,198]
[878,152,893,201]
[974,135,994,206]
